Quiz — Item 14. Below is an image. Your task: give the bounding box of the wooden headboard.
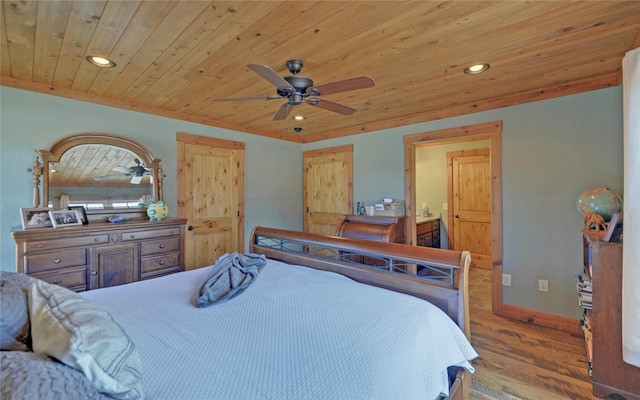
[250,226,471,338]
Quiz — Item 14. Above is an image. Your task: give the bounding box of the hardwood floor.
[468,267,599,400]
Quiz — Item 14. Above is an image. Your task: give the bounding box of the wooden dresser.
[580,231,640,399]
[11,218,186,292]
[416,217,441,248]
[335,215,407,268]
[336,215,406,244]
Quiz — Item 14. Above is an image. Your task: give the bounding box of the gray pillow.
[1,351,110,400]
[0,272,35,351]
[29,279,144,400]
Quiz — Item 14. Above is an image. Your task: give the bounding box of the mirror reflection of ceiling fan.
[94,158,151,184]
[210,60,375,121]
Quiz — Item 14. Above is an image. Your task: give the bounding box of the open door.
[403,121,503,315]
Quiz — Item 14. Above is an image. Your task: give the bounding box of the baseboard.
[502,304,582,335]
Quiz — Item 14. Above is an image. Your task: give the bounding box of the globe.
[576,186,623,221]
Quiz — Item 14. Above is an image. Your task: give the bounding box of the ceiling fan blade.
[248,64,295,91]
[307,98,356,115]
[94,174,129,181]
[112,166,132,174]
[313,76,375,96]
[211,95,282,102]
[130,175,143,184]
[273,103,293,121]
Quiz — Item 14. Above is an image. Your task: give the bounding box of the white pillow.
[28,280,144,399]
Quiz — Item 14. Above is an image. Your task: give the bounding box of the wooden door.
[448,149,492,269]
[303,145,353,235]
[177,133,244,270]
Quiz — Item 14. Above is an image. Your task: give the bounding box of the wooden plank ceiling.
[2,1,639,143]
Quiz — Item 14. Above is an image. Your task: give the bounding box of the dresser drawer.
[26,234,109,251]
[121,227,182,242]
[140,237,181,256]
[416,221,432,235]
[141,252,181,274]
[32,266,87,291]
[26,248,87,274]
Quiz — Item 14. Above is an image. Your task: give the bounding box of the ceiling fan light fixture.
[293,115,305,121]
[85,56,116,68]
[464,63,490,75]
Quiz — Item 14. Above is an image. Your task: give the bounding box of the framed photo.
[49,209,83,228]
[68,206,88,225]
[20,207,53,229]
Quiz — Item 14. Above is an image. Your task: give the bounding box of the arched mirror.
[35,133,163,219]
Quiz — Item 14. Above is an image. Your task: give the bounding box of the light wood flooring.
[468,267,599,400]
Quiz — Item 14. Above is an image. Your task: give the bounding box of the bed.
[1,226,477,400]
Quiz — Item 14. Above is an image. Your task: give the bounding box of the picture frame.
[68,205,88,225]
[49,209,83,228]
[20,207,53,229]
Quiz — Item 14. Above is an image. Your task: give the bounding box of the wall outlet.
[502,273,511,287]
[538,279,549,292]
[443,202,448,211]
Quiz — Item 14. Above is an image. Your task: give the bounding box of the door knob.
[455,214,460,219]
[188,225,195,231]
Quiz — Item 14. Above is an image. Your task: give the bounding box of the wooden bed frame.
[250,226,472,400]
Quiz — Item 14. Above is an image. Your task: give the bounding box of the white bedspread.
[82,258,477,400]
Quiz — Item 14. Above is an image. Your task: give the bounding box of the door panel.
[177,133,244,270]
[90,244,138,289]
[450,149,492,269]
[303,145,353,236]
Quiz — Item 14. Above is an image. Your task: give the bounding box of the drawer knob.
[91,270,97,276]
[53,279,61,284]
[53,258,61,264]
[37,244,44,248]
[159,260,165,265]
[129,235,136,239]
[159,244,165,249]
[94,238,100,242]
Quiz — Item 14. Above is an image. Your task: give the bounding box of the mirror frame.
[36,133,163,209]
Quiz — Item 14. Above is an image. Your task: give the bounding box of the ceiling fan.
[211,60,375,121]
[94,158,151,184]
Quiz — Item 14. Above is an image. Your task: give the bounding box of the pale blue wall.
[0,85,623,319]
[304,86,623,319]
[0,87,303,271]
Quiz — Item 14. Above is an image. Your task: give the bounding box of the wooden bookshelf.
[582,231,640,399]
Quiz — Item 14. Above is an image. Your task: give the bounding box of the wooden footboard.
[250,226,471,338]
[445,369,469,400]
[251,226,472,399]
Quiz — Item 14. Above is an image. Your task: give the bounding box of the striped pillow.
[29,280,144,400]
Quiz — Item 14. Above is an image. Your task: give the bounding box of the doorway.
[404,121,503,315]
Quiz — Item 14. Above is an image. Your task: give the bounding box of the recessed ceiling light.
[85,56,116,68]
[464,63,490,75]
[293,115,305,121]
